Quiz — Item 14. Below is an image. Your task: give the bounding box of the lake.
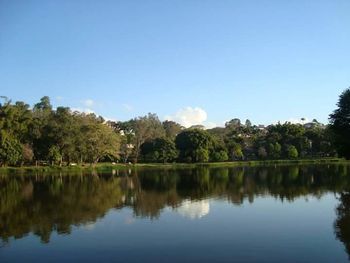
[1,164,350,262]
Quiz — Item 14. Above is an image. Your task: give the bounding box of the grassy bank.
[0,158,348,174]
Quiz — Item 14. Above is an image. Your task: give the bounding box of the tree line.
[0,96,119,166]
[0,88,349,166]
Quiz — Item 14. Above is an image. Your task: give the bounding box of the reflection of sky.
[175,199,210,219]
[2,195,348,262]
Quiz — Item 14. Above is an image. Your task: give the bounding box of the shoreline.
[0,158,348,173]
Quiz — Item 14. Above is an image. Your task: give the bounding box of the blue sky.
[0,0,349,127]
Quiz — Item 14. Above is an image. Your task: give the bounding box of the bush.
[287,145,298,159]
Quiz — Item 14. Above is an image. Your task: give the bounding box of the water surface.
[1,164,350,262]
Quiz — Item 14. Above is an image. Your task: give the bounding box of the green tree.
[84,120,120,164]
[225,118,241,129]
[0,132,22,166]
[162,120,182,139]
[287,145,298,159]
[141,138,178,163]
[0,99,33,165]
[131,113,165,163]
[31,97,53,160]
[245,119,252,128]
[48,146,62,165]
[228,142,244,160]
[329,88,350,159]
[209,135,228,162]
[47,107,77,164]
[211,150,229,162]
[175,129,212,163]
[268,142,281,159]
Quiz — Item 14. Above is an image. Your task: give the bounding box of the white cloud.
[122,103,133,112]
[165,107,208,128]
[82,99,94,107]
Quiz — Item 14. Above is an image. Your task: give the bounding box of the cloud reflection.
[175,199,210,219]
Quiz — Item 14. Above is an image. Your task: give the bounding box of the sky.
[0,0,349,128]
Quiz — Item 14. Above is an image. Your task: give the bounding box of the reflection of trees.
[1,164,350,244]
[335,192,350,259]
[0,173,127,243]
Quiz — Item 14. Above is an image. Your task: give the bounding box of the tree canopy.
[0,95,340,166]
[329,88,350,159]
[0,97,120,166]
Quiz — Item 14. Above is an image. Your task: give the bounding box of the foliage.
[128,113,165,163]
[268,142,281,159]
[329,88,350,159]
[0,132,22,166]
[0,94,342,166]
[210,150,229,162]
[141,137,178,163]
[0,97,120,166]
[175,129,212,162]
[21,144,34,164]
[258,146,268,159]
[287,145,298,159]
[229,142,244,160]
[162,120,182,139]
[48,146,62,165]
[84,120,120,163]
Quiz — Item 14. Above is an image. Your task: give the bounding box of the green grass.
[0,157,348,174]
[199,158,348,167]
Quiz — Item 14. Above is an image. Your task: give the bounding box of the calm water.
[1,164,350,262]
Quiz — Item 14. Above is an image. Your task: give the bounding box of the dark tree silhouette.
[330,88,350,159]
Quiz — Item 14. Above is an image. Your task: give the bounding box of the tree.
[0,100,33,143]
[84,120,120,164]
[33,96,52,112]
[31,97,53,160]
[119,136,134,163]
[47,107,77,164]
[258,146,267,159]
[209,136,229,162]
[245,119,252,128]
[211,150,229,162]
[268,142,281,159]
[131,113,165,163]
[287,145,298,159]
[0,100,33,166]
[110,120,135,163]
[141,138,178,163]
[48,146,62,165]
[329,88,350,159]
[162,120,182,139]
[175,129,212,163]
[21,144,34,165]
[225,118,241,130]
[0,95,339,166]
[0,131,22,166]
[228,142,244,160]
